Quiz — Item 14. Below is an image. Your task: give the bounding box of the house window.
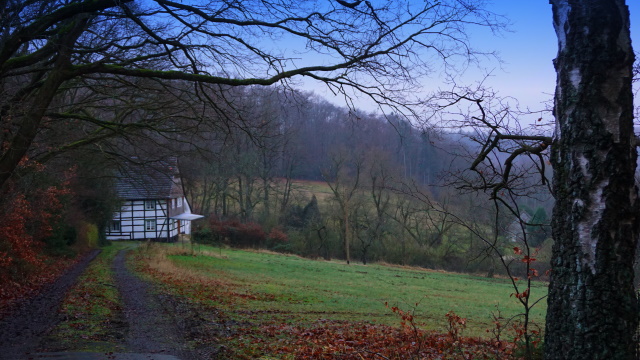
[145,219,156,231]
[145,200,155,210]
[109,221,121,232]
[177,197,183,207]
[172,198,176,209]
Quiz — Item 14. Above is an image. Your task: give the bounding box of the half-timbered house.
[105,160,203,241]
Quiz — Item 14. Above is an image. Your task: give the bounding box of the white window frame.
[145,219,156,231]
[145,200,155,210]
[177,197,183,207]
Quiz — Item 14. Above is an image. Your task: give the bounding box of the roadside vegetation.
[133,242,546,359]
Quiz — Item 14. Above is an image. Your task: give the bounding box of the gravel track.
[112,249,199,360]
[0,250,101,359]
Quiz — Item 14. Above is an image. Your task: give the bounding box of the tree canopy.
[0,0,501,189]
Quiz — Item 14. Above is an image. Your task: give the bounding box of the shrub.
[267,227,290,252]
[71,222,101,250]
[193,227,216,245]
[233,222,266,248]
[208,217,267,248]
[44,223,77,257]
[85,223,99,248]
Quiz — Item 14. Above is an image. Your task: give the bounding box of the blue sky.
[474,1,640,112]
[304,1,640,116]
[471,1,558,111]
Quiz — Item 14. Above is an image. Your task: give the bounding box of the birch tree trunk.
[545,0,638,358]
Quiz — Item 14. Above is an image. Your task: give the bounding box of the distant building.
[105,159,203,241]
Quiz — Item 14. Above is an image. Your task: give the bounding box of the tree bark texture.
[546,1,638,359]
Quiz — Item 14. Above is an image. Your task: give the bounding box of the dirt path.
[112,249,198,359]
[0,247,218,360]
[0,250,101,359]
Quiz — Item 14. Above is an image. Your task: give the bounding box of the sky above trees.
[308,1,640,119]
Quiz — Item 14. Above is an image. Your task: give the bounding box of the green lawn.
[164,245,547,337]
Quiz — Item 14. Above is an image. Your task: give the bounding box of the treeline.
[180,86,553,276]
[179,86,465,217]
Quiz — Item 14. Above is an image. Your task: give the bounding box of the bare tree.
[390,195,413,266]
[390,190,440,265]
[352,151,396,265]
[322,147,364,264]
[366,154,394,262]
[418,77,556,358]
[0,0,503,191]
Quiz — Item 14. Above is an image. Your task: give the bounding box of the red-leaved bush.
[0,184,68,280]
[0,177,75,317]
[208,217,267,248]
[267,227,288,245]
[0,194,38,270]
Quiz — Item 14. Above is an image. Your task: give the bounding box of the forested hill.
[178,86,470,190]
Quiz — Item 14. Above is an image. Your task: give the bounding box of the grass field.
[289,178,334,201]
[138,244,547,337]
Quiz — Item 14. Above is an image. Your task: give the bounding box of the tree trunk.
[0,15,89,190]
[237,176,245,221]
[546,1,638,359]
[401,227,406,266]
[344,199,351,265]
[263,176,270,218]
[222,179,229,217]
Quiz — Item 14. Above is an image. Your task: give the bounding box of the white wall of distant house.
[106,198,189,241]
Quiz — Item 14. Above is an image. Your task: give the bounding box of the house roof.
[115,159,184,200]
